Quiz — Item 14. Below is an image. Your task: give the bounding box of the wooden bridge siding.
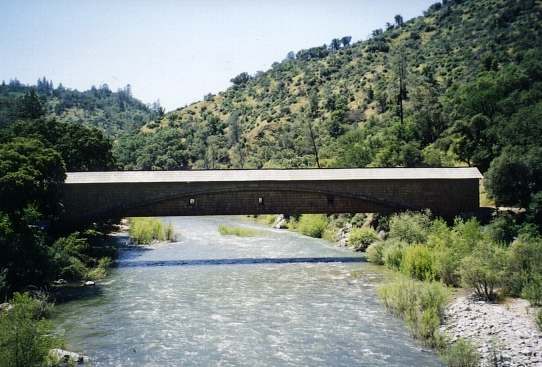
[61,178,479,223]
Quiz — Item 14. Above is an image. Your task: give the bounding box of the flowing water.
[53,216,442,366]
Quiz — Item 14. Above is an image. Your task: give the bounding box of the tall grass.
[377,277,449,347]
[218,224,262,237]
[128,218,175,245]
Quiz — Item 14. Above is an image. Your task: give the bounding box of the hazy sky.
[1,0,435,111]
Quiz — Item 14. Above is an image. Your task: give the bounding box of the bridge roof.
[65,168,482,184]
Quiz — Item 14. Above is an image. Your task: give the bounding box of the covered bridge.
[61,167,482,224]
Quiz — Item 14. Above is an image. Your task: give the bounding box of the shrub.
[86,257,113,280]
[297,214,328,238]
[349,227,378,251]
[442,338,480,367]
[401,244,437,281]
[366,241,385,265]
[521,276,542,306]
[505,236,542,297]
[484,214,518,244]
[377,278,448,346]
[382,240,407,270]
[460,241,508,301]
[128,218,174,244]
[218,224,261,237]
[50,233,90,281]
[0,293,61,367]
[389,211,431,244]
[537,309,542,331]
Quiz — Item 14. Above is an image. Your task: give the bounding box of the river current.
[53,216,442,366]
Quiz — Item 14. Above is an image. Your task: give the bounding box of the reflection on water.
[53,216,442,366]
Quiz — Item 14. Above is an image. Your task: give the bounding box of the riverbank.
[441,294,542,366]
[255,213,542,367]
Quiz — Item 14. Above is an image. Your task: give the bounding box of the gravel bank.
[441,295,542,367]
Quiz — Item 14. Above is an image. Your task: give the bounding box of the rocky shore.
[440,295,542,367]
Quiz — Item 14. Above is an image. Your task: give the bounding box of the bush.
[460,241,508,301]
[382,240,407,270]
[0,293,61,367]
[377,278,448,346]
[86,257,113,280]
[484,214,518,244]
[297,214,328,238]
[366,241,386,265]
[521,276,542,306]
[401,244,437,281]
[128,218,175,244]
[537,309,542,331]
[389,211,431,244]
[442,338,480,367]
[50,233,90,281]
[505,236,542,297]
[218,224,261,237]
[349,227,378,251]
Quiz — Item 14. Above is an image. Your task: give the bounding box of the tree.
[395,49,408,127]
[485,147,542,208]
[230,72,251,86]
[394,14,404,27]
[329,38,341,51]
[302,115,321,168]
[8,119,116,171]
[0,138,65,217]
[341,36,352,48]
[16,89,44,119]
[285,51,296,60]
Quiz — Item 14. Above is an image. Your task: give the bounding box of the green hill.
[0,79,161,137]
[115,0,541,173]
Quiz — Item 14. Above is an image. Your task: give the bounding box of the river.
[52,216,442,366]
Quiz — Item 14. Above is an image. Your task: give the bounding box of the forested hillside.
[115,0,541,185]
[0,79,161,137]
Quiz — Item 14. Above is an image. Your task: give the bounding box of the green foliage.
[441,338,480,367]
[0,80,158,137]
[348,227,378,251]
[401,244,437,281]
[459,241,508,301]
[128,218,175,245]
[521,276,542,306]
[6,118,116,171]
[377,277,448,346]
[505,236,542,299]
[388,211,431,244]
[86,257,113,281]
[0,293,61,367]
[218,224,261,237]
[366,241,386,265]
[382,239,407,270]
[0,137,65,217]
[296,214,328,238]
[484,147,542,208]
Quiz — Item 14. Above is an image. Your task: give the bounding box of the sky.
[1,0,436,111]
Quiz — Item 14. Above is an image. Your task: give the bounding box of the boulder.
[272,214,288,229]
[0,303,13,313]
[49,348,89,365]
